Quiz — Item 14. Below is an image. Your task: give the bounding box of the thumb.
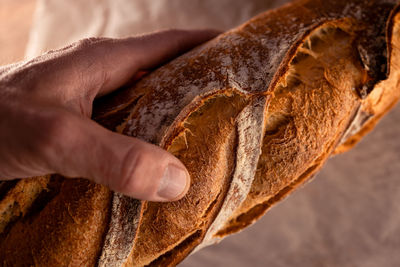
[44,111,190,202]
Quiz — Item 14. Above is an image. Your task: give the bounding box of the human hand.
[0,29,219,202]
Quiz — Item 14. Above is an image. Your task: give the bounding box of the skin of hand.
[0,29,219,202]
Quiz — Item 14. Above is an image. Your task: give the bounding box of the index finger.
[16,29,221,99]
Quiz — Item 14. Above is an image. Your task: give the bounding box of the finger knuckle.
[165,28,185,36]
[116,146,151,194]
[74,37,107,50]
[36,111,75,152]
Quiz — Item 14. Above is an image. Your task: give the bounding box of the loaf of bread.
[1,0,400,266]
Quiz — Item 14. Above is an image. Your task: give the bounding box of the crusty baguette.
[1,0,400,266]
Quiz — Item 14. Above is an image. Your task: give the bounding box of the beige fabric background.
[26,1,400,266]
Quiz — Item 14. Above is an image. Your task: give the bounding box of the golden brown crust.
[0,175,50,233]
[335,3,400,154]
[217,20,365,235]
[0,178,111,266]
[194,96,268,250]
[128,90,248,266]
